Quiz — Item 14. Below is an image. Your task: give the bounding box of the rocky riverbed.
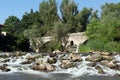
[0,51,120,77]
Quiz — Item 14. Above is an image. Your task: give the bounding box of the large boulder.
[0,66,11,72]
[45,63,55,71]
[3,64,8,67]
[1,59,10,63]
[60,60,75,69]
[95,66,105,74]
[101,60,116,69]
[47,58,57,64]
[0,53,11,58]
[114,74,120,77]
[68,53,82,62]
[35,58,44,65]
[106,61,116,68]
[38,64,46,70]
[32,63,54,71]
[86,53,102,62]
[32,64,46,70]
[112,52,118,56]
[102,56,113,61]
[101,52,111,56]
[115,62,120,71]
[49,53,57,57]
[35,56,48,65]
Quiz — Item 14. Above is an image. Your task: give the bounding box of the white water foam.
[52,56,99,77]
[0,53,120,77]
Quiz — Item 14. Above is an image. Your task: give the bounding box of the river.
[0,72,120,80]
[0,52,120,80]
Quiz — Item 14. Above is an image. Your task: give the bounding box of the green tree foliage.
[21,9,42,30]
[60,0,78,23]
[82,3,120,52]
[76,8,92,32]
[3,16,21,35]
[53,21,68,42]
[1,16,29,51]
[86,15,101,39]
[60,0,78,33]
[24,24,42,52]
[60,0,92,33]
[53,21,68,51]
[101,3,120,42]
[39,0,59,28]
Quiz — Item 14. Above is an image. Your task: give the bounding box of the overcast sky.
[0,0,120,24]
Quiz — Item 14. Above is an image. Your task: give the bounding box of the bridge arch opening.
[70,41,74,46]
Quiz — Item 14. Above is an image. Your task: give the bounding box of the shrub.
[86,39,105,51]
[104,42,118,52]
[79,45,91,52]
[79,39,120,53]
[79,39,106,52]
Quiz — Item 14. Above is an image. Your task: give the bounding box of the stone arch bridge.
[40,32,88,53]
[31,32,88,53]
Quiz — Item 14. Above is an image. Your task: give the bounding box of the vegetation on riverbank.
[80,3,120,53]
[0,0,120,52]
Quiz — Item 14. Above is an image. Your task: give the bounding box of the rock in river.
[102,55,113,61]
[47,58,57,64]
[86,53,102,62]
[45,63,55,71]
[60,60,75,69]
[95,66,105,74]
[33,64,46,71]
[68,53,82,62]
[0,66,11,72]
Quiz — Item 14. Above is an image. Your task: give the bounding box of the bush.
[79,45,91,52]
[79,39,106,52]
[86,39,105,51]
[116,43,120,52]
[79,39,120,53]
[104,42,118,52]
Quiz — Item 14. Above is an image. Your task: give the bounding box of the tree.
[60,0,78,33]
[91,10,99,19]
[53,21,68,51]
[39,0,59,26]
[24,24,43,52]
[21,9,42,30]
[86,16,101,39]
[3,16,21,35]
[2,16,30,51]
[100,3,120,42]
[76,8,92,32]
[60,0,78,23]
[84,3,120,52]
